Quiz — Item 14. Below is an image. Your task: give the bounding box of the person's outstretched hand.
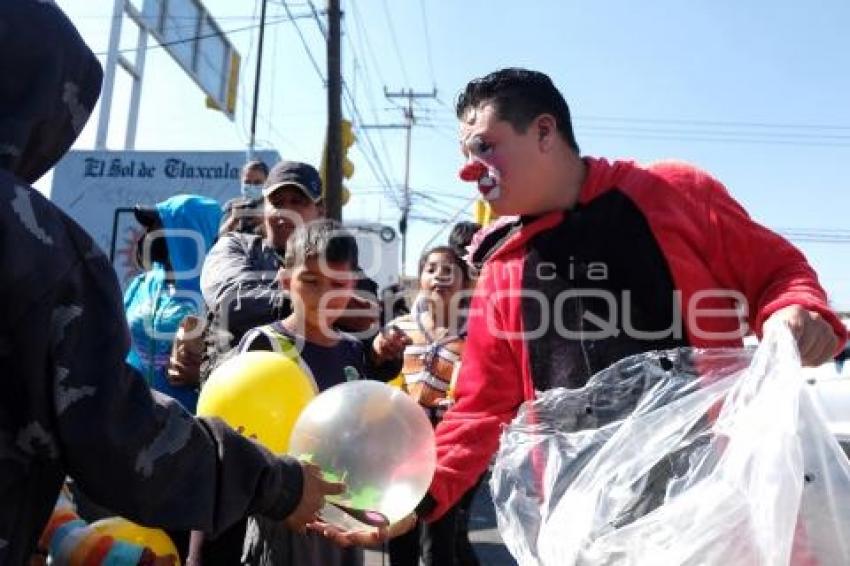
[764,305,840,366]
[308,512,418,548]
[284,462,346,533]
[372,325,412,363]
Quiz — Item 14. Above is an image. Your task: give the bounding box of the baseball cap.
[263,160,323,202]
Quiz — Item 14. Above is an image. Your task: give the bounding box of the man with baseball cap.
[198,161,324,359]
[260,161,325,249]
[264,160,323,199]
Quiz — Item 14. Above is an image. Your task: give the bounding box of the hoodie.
[0,3,302,563]
[123,195,222,411]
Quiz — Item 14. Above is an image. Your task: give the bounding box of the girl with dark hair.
[387,246,470,566]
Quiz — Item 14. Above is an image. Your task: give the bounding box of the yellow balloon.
[197,351,318,454]
[387,373,405,390]
[89,517,179,562]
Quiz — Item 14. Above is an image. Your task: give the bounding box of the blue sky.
[50,0,850,307]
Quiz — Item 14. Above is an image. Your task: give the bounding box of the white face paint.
[478,168,501,202]
[462,135,502,202]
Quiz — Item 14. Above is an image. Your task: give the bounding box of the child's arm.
[372,324,411,363]
[43,253,306,536]
[365,325,410,381]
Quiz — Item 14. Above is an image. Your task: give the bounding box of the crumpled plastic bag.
[491,327,850,565]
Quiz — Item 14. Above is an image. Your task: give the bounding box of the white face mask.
[241,182,264,200]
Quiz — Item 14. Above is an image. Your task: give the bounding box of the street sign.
[141,0,241,119]
[50,149,279,286]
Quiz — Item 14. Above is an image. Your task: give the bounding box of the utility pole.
[248,0,269,158]
[325,0,343,221]
[383,87,437,276]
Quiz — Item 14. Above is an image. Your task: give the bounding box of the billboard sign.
[141,0,241,118]
[49,150,400,291]
[50,149,278,286]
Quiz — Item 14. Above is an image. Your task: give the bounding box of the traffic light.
[340,118,355,180]
[320,119,355,206]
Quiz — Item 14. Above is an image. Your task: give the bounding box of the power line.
[420,121,460,140]
[304,0,328,39]
[778,228,850,244]
[349,1,388,89]
[276,0,451,227]
[382,87,439,275]
[778,227,850,235]
[341,84,397,190]
[409,214,460,225]
[287,3,400,213]
[93,14,311,56]
[423,104,850,132]
[420,195,479,251]
[289,6,401,215]
[421,121,850,148]
[342,90,402,208]
[783,237,850,244]
[411,189,471,202]
[77,14,266,21]
[410,192,467,212]
[345,2,403,183]
[424,111,850,147]
[577,114,850,132]
[380,0,409,85]
[278,0,325,83]
[335,24,400,205]
[577,129,850,148]
[342,16,398,183]
[417,0,436,86]
[412,196,463,218]
[577,123,850,141]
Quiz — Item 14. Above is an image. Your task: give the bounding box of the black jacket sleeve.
[200,234,289,345]
[46,236,303,535]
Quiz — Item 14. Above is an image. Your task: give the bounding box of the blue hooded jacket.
[123,195,222,411]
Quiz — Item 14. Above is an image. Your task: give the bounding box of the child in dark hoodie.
[0,3,342,563]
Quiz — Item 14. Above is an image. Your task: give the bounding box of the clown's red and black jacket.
[419,156,846,521]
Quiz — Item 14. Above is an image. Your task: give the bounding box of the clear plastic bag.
[491,327,850,565]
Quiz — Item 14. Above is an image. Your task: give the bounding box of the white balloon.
[288,380,436,528]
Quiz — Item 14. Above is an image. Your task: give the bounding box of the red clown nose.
[459,160,488,182]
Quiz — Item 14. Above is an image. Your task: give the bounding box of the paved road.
[365,475,517,566]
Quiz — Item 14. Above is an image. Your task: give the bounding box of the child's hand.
[308,511,417,547]
[372,325,412,363]
[284,462,346,534]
